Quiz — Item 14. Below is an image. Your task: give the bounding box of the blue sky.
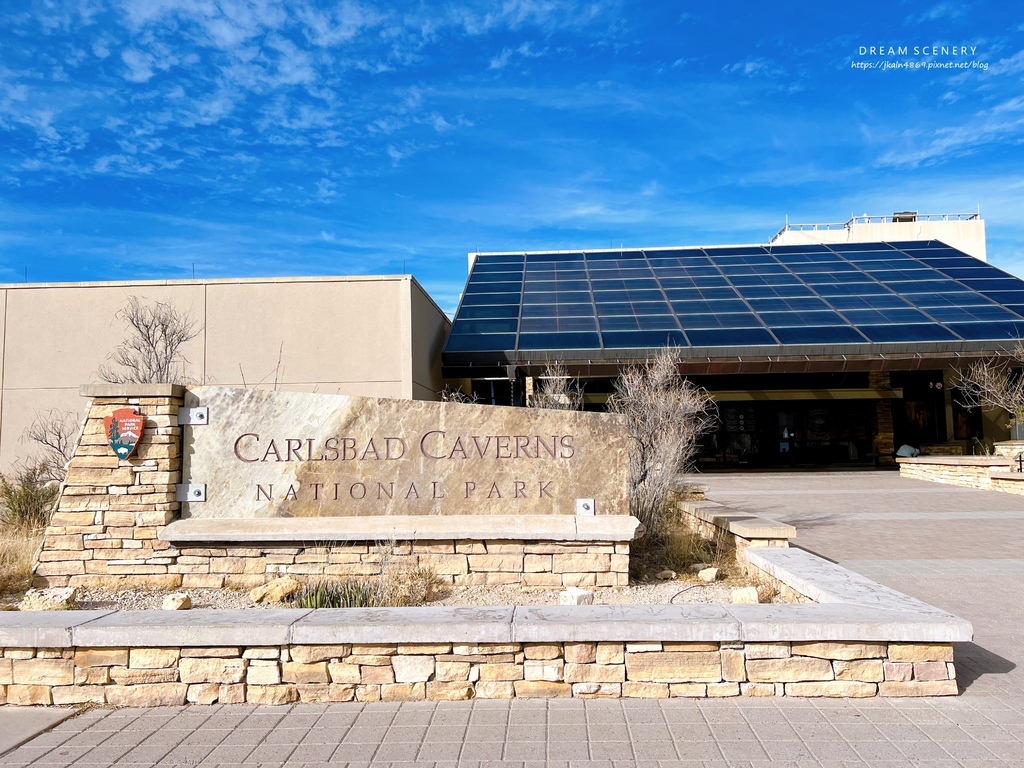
[1,1,1022,314]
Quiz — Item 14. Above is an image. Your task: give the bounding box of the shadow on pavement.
[770,513,839,531]
[954,642,1016,690]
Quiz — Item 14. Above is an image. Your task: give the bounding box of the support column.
[870,372,896,466]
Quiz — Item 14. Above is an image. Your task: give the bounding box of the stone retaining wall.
[678,503,792,556]
[897,456,1005,490]
[676,501,805,601]
[4,545,974,703]
[0,639,957,706]
[42,540,629,590]
[896,454,1024,496]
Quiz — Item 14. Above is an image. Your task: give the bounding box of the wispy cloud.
[489,42,545,70]
[904,2,969,25]
[0,0,1022,299]
[875,95,1024,169]
[990,49,1024,75]
[721,57,785,78]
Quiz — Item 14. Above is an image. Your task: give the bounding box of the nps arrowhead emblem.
[104,408,146,460]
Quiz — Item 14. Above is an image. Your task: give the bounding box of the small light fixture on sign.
[576,498,595,516]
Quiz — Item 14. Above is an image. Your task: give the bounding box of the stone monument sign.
[182,387,630,519]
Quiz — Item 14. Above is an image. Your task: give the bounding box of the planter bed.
[0,544,971,704]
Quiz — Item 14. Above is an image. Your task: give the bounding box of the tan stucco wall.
[0,275,450,471]
[410,280,450,401]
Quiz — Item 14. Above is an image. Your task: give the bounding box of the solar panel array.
[443,241,1024,359]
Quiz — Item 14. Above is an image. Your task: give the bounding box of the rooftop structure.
[769,211,986,261]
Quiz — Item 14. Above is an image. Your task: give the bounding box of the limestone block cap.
[81,383,187,398]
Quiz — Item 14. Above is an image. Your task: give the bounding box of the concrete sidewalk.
[2,471,1024,767]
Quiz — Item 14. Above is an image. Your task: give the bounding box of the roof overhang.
[442,344,1014,379]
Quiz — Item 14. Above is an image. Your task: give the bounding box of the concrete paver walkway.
[0,709,75,757]
[3,471,1024,767]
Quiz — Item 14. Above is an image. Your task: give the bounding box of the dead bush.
[0,527,40,595]
[956,344,1024,429]
[439,385,479,404]
[23,409,78,485]
[609,348,718,536]
[98,296,200,385]
[0,464,59,532]
[530,362,583,411]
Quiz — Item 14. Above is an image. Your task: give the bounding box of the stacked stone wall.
[0,640,958,706]
[869,371,896,466]
[675,502,806,602]
[895,457,1024,497]
[81,540,630,590]
[897,460,996,489]
[35,389,184,589]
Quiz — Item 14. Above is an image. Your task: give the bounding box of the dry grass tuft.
[755,578,782,604]
[288,539,450,610]
[387,566,448,606]
[0,527,41,596]
[630,518,735,582]
[0,464,58,531]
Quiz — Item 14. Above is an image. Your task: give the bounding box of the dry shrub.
[0,464,59,531]
[0,527,40,595]
[98,296,200,385]
[439,385,478,404]
[957,344,1024,424]
[23,410,78,485]
[609,348,718,537]
[754,575,782,604]
[631,519,734,581]
[386,566,448,606]
[530,362,583,411]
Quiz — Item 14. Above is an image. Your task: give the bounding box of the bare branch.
[608,348,718,535]
[956,344,1024,423]
[529,362,583,411]
[98,296,201,385]
[21,410,79,484]
[255,343,285,391]
[438,385,479,404]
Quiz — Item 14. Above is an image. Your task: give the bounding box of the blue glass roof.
[442,241,1024,365]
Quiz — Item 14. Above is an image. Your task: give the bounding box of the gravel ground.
[430,578,743,607]
[0,574,775,611]
[75,587,273,611]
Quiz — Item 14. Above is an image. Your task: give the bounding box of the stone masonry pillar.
[33,384,185,588]
[869,371,896,466]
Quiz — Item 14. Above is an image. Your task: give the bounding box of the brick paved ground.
[2,471,1024,767]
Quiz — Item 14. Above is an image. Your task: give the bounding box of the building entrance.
[700,400,876,468]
